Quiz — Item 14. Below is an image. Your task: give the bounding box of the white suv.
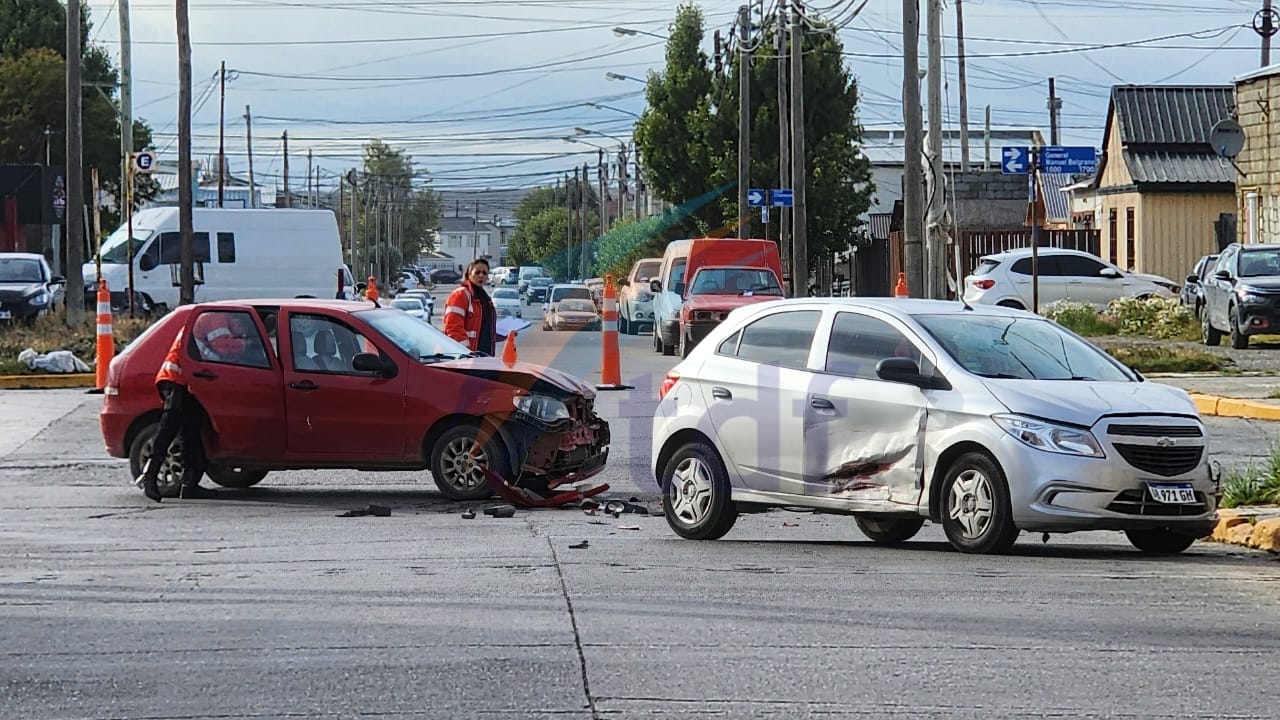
[963,248,1178,309]
[619,257,662,335]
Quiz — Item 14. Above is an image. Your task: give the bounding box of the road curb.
[0,374,97,390]
[1208,509,1280,554]
[1189,393,1280,421]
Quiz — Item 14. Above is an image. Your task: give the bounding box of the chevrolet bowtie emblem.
[1155,437,1176,448]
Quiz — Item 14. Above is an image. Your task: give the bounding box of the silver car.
[652,298,1218,555]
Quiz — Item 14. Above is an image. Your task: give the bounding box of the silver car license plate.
[0,310,10,320]
[1147,482,1196,504]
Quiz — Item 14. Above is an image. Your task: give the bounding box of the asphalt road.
[2,293,1279,719]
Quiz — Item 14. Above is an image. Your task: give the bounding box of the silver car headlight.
[28,291,50,306]
[993,414,1104,458]
[1238,290,1269,304]
[513,394,571,422]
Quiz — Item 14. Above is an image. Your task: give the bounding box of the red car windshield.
[689,268,782,296]
[357,308,472,361]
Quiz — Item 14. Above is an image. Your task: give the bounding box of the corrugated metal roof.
[1038,172,1075,222]
[867,213,892,241]
[1112,85,1234,146]
[1123,150,1235,184]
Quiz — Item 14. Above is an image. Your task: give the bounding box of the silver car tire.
[854,516,925,545]
[128,423,196,499]
[940,452,1018,554]
[429,424,505,501]
[662,441,738,541]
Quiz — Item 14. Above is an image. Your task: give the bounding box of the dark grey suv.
[0,253,64,322]
[1201,243,1280,349]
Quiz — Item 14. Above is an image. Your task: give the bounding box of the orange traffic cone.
[502,330,517,366]
[94,279,113,392]
[894,272,909,299]
[366,276,380,304]
[596,274,633,391]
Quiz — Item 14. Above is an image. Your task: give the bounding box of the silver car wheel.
[140,436,188,497]
[948,468,994,540]
[441,436,488,491]
[668,457,714,526]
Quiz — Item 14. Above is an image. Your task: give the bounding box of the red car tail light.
[659,370,680,400]
[972,279,995,290]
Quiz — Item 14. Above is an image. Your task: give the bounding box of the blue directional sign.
[747,188,767,207]
[1039,145,1098,174]
[770,188,794,207]
[1001,147,1029,175]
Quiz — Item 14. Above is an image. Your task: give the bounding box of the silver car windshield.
[357,308,472,362]
[914,314,1135,382]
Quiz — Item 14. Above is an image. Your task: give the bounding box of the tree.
[633,3,875,280]
[340,140,441,284]
[0,1,158,233]
[506,178,599,280]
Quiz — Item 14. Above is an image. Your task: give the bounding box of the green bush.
[1220,443,1280,508]
[1042,300,1118,336]
[1108,296,1198,341]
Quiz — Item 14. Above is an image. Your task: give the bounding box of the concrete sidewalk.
[0,389,95,459]
[1148,373,1280,421]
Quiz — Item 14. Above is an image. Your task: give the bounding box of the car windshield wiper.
[974,371,1024,379]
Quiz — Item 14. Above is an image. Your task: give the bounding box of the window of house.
[733,310,821,370]
[1108,208,1119,265]
[825,312,924,380]
[1125,207,1136,270]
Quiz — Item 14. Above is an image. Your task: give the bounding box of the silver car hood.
[982,379,1198,427]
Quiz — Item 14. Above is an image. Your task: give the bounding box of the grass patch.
[1221,442,1280,508]
[0,308,153,375]
[1042,298,1200,340]
[1104,345,1226,373]
[1047,303,1119,337]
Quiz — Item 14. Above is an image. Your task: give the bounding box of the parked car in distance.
[499,267,519,286]
[396,289,435,320]
[100,299,610,501]
[0,253,64,322]
[492,287,523,318]
[429,267,462,285]
[678,266,784,357]
[619,257,662,335]
[390,296,429,321]
[652,238,783,356]
[1180,254,1218,310]
[962,248,1178,310]
[545,298,600,332]
[518,266,545,294]
[543,284,593,316]
[525,276,553,305]
[583,278,605,307]
[1200,242,1280,349]
[653,298,1217,555]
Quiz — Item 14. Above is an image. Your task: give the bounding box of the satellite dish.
[1209,119,1246,159]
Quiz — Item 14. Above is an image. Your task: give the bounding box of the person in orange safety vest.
[442,258,507,356]
[136,312,250,502]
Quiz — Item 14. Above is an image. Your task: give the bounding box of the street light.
[564,136,608,151]
[585,101,641,119]
[613,26,667,40]
[605,71,644,83]
[574,127,627,144]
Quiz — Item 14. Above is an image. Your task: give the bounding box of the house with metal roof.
[1233,64,1280,246]
[1093,85,1235,283]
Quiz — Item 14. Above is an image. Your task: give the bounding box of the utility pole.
[65,0,85,327]
[1265,0,1274,67]
[790,2,807,296]
[472,202,479,261]
[1048,77,1062,145]
[177,0,195,305]
[777,0,792,294]
[956,0,970,173]
[565,172,573,273]
[47,126,61,277]
[617,143,628,223]
[738,4,751,237]
[244,105,256,208]
[217,60,225,207]
[984,105,992,171]
[581,161,590,280]
[281,131,289,208]
[119,0,134,219]
[598,148,608,244]
[926,0,947,299]
[902,0,925,298]
[348,170,357,276]
[307,149,313,208]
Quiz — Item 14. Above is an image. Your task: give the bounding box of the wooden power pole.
[777,0,792,294]
[65,0,85,326]
[244,105,256,208]
[738,4,751,237]
[789,1,807,296]
[282,131,289,208]
[218,60,226,207]
[902,0,925,297]
[926,0,947,299]
[177,0,195,304]
[956,0,970,173]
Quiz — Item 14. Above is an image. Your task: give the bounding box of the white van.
[86,208,346,312]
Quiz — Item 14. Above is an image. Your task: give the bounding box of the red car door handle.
[289,380,319,391]
[192,370,217,380]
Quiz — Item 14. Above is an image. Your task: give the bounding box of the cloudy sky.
[82,0,1264,200]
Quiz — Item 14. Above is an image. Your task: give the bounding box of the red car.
[101,299,610,500]
[678,265,784,357]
